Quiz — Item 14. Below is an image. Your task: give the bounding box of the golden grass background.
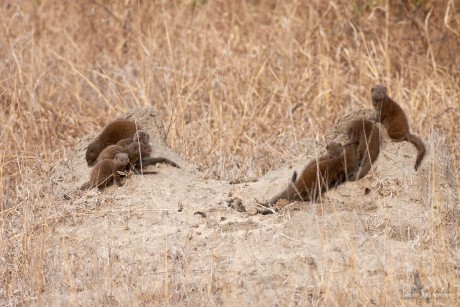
[1,0,459,304]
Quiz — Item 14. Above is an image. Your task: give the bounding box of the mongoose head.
[86,142,101,166]
[371,84,388,107]
[133,130,150,145]
[128,142,152,162]
[326,142,344,158]
[138,142,152,156]
[114,152,130,167]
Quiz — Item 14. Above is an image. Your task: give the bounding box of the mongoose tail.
[407,133,426,170]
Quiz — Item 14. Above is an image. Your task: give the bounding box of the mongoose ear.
[384,86,388,92]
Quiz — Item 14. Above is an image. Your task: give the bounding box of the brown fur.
[261,142,359,212]
[96,145,126,162]
[95,140,179,174]
[85,119,141,166]
[301,141,344,171]
[371,85,426,170]
[117,130,150,148]
[82,153,130,190]
[95,142,152,168]
[345,118,380,180]
[126,142,152,165]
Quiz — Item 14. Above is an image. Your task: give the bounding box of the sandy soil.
[45,107,459,305]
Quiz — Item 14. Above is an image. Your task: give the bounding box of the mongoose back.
[96,145,127,163]
[262,142,358,210]
[371,85,426,170]
[287,142,358,202]
[117,130,150,148]
[86,119,140,166]
[84,152,130,190]
[346,118,380,180]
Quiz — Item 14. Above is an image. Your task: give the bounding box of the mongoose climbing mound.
[371,85,426,170]
[259,142,359,214]
[345,118,380,180]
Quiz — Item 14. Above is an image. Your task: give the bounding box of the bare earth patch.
[40,107,459,305]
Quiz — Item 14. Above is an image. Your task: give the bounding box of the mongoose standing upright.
[86,119,140,166]
[345,118,380,180]
[262,142,359,210]
[81,152,130,190]
[371,85,426,170]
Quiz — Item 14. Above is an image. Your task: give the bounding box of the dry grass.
[1,0,459,305]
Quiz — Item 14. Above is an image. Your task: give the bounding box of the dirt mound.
[46,107,458,305]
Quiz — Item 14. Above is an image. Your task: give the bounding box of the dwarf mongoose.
[345,118,380,180]
[371,85,426,170]
[262,142,358,210]
[82,152,130,190]
[117,130,150,148]
[288,142,358,201]
[96,141,179,171]
[285,141,347,190]
[97,142,152,167]
[85,119,141,166]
